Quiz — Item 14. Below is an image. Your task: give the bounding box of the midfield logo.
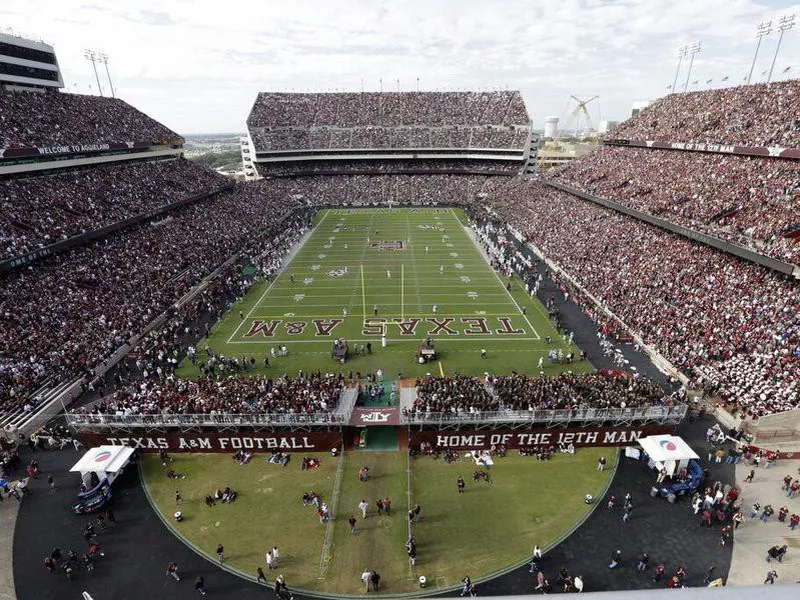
[371,241,406,251]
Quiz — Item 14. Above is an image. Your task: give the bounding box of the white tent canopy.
[638,435,699,476]
[70,445,135,484]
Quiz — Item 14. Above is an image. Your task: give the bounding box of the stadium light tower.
[768,15,795,82]
[84,49,103,96]
[671,44,689,93]
[747,21,772,84]
[683,41,701,93]
[97,53,116,98]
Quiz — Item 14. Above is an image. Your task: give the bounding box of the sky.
[3,0,800,133]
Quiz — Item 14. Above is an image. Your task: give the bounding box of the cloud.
[4,0,800,132]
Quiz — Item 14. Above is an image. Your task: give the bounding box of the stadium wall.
[77,431,343,452]
[74,423,677,453]
[409,424,677,451]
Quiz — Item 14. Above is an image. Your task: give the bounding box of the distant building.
[543,116,559,139]
[630,101,651,118]
[598,120,619,134]
[0,32,63,89]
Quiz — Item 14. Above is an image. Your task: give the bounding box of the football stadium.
[1,4,800,600]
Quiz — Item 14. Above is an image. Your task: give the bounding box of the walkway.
[727,459,800,586]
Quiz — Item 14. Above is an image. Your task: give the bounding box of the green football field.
[180,207,588,378]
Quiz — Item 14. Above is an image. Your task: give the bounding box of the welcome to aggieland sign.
[410,424,676,451]
[77,431,343,453]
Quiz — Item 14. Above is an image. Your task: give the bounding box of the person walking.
[383,497,391,516]
[636,553,649,571]
[370,570,381,591]
[653,564,665,583]
[733,512,745,529]
[460,576,473,596]
[256,566,267,584]
[272,546,280,566]
[622,506,632,523]
[745,469,755,483]
[361,569,372,593]
[608,550,622,569]
[48,475,55,493]
[359,499,369,519]
[376,498,384,515]
[194,576,207,596]
[413,503,421,522]
[348,514,357,534]
[457,476,465,494]
[274,574,291,599]
[216,543,224,563]
[597,456,606,472]
[266,550,275,570]
[764,570,778,584]
[406,539,417,566]
[175,490,183,505]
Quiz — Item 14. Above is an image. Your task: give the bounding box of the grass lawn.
[323,451,410,594]
[410,450,612,593]
[142,449,614,596]
[177,207,590,379]
[140,452,337,589]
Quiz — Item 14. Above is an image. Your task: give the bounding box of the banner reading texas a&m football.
[77,431,343,453]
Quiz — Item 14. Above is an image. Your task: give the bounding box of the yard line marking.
[451,208,541,340]
[438,361,444,376]
[401,263,405,320]
[360,263,367,323]
[318,447,346,578]
[227,209,331,343]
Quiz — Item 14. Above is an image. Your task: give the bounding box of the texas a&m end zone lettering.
[243,316,526,338]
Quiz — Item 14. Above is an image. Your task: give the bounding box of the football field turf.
[181,207,588,378]
[142,450,613,595]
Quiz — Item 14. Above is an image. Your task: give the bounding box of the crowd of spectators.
[250,125,529,151]
[412,375,497,414]
[481,177,799,417]
[247,91,530,151]
[257,159,521,177]
[604,80,800,147]
[552,145,800,263]
[0,180,303,412]
[248,91,529,128]
[0,89,182,150]
[490,373,669,410]
[76,372,345,419]
[411,372,670,415]
[1,158,227,259]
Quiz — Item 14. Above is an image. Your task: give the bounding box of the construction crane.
[559,95,599,140]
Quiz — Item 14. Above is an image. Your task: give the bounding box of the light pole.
[768,15,795,82]
[683,41,701,93]
[97,53,116,98]
[671,44,688,93]
[748,21,772,84]
[84,49,103,96]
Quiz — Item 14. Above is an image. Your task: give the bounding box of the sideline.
[318,449,347,578]
[0,485,20,600]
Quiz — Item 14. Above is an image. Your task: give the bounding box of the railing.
[67,411,348,428]
[401,404,688,425]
